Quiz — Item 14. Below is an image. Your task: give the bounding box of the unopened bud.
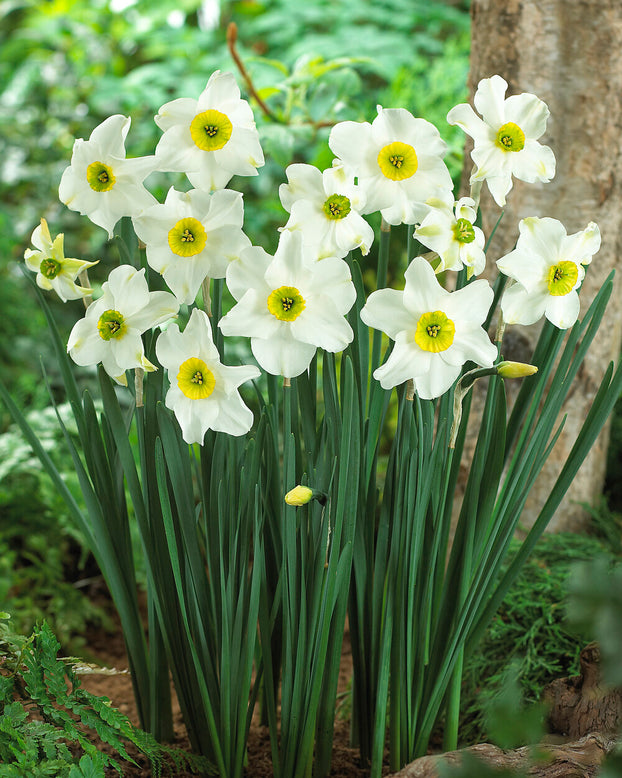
[497,361,538,379]
[284,485,327,507]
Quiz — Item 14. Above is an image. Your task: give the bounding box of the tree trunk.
[464,0,622,531]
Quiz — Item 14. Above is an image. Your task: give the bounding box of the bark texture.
[544,642,622,739]
[388,733,617,778]
[465,0,622,530]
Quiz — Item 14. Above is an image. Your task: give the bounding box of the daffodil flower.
[414,195,486,275]
[67,265,178,385]
[360,256,497,399]
[156,308,259,445]
[59,115,157,238]
[328,106,453,226]
[219,230,356,378]
[497,217,601,329]
[447,75,555,207]
[132,187,250,305]
[24,218,98,302]
[279,162,374,258]
[154,70,264,191]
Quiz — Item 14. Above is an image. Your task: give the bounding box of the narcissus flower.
[497,217,601,329]
[24,219,98,302]
[414,195,486,275]
[67,265,178,385]
[59,115,157,237]
[329,107,453,226]
[279,162,374,258]
[154,70,264,191]
[156,308,259,444]
[447,75,555,207]
[360,256,497,399]
[219,230,356,378]
[132,187,250,305]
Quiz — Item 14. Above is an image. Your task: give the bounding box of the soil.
[78,601,387,777]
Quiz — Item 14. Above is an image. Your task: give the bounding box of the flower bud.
[285,485,327,507]
[497,361,538,378]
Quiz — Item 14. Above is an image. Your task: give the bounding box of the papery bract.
[67,264,178,385]
[156,308,259,445]
[414,195,486,275]
[24,218,98,302]
[329,106,453,226]
[279,162,374,259]
[497,217,601,329]
[155,70,264,191]
[132,187,250,305]
[59,115,157,238]
[361,256,497,399]
[447,75,555,207]
[219,230,355,378]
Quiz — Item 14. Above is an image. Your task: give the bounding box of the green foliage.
[0,616,212,776]
[0,404,112,652]
[459,532,617,746]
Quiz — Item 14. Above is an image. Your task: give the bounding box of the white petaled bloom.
[59,115,157,238]
[24,218,98,302]
[361,256,497,399]
[328,106,453,226]
[156,308,259,445]
[414,195,486,276]
[154,70,264,192]
[447,75,556,207]
[497,217,601,329]
[67,265,178,385]
[279,162,374,259]
[132,187,250,305]
[219,230,356,378]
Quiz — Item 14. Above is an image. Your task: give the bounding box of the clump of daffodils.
[32,70,600,445]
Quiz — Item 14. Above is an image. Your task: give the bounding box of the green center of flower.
[177,357,216,400]
[546,261,579,296]
[189,109,233,151]
[377,141,418,181]
[40,257,61,279]
[453,218,476,244]
[97,309,126,341]
[267,286,306,322]
[414,310,455,353]
[86,161,116,192]
[323,194,351,220]
[495,122,526,152]
[168,217,208,257]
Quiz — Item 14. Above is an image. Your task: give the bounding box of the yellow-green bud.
[497,361,538,379]
[284,485,327,507]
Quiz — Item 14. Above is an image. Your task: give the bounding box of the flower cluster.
[28,70,601,446]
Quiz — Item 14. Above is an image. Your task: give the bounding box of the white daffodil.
[59,115,157,238]
[24,218,98,302]
[361,256,496,399]
[154,70,264,191]
[132,187,250,305]
[219,230,356,378]
[67,265,178,385]
[497,217,601,329]
[328,106,453,226]
[414,195,486,275]
[447,75,555,207]
[156,308,259,445]
[279,162,374,259]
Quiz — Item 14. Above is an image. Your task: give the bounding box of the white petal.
[562,222,601,265]
[500,283,548,326]
[360,288,413,339]
[413,359,461,400]
[510,140,555,183]
[373,340,430,390]
[446,103,491,146]
[292,300,353,352]
[473,75,508,127]
[251,333,316,378]
[503,93,550,139]
[212,393,255,436]
[280,164,324,212]
[403,256,447,314]
[545,292,581,329]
